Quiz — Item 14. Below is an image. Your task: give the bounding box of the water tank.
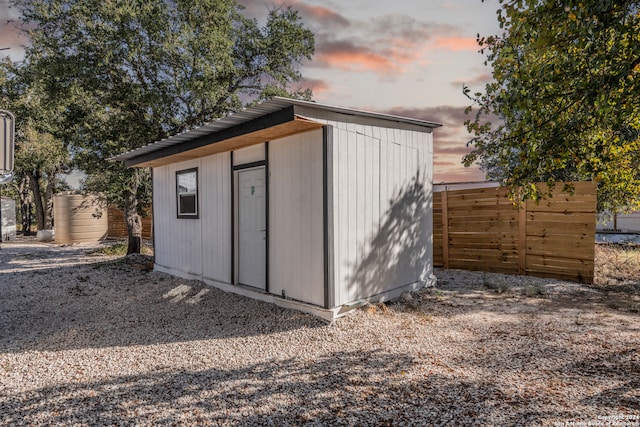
[1,197,16,242]
[53,192,108,244]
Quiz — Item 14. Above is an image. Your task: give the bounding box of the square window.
[176,168,199,218]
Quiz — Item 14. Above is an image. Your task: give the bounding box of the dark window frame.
[176,167,199,219]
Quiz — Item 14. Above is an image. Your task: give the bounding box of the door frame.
[230,144,269,292]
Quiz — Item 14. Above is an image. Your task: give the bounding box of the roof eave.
[113,98,443,167]
[123,106,296,168]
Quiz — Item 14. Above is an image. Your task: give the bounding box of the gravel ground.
[0,240,638,426]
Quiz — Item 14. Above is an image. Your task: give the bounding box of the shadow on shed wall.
[347,171,432,302]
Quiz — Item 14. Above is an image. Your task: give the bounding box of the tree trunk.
[18,177,32,235]
[124,188,142,255]
[44,175,55,230]
[27,204,33,235]
[27,172,46,231]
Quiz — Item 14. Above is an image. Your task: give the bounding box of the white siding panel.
[233,143,265,166]
[331,124,433,306]
[334,128,350,305]
[331,128,382,304]
[269,129,324,306]
[348,131,359,301]
[153,166,172,270]
[154,153,233,282]
[201,152,232,283]
[153,160,203,277]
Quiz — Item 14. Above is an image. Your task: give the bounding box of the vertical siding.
[200,152,232,283]
[322,112,433,306]
[153,166,173,271]
[154,153,232,282]
[269,129,324,306]
[153,159,203,277]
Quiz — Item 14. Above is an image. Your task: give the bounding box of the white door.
[238,167,266,289]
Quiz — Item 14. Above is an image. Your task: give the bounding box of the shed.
[1,196,16,242]
[113,98,440,320]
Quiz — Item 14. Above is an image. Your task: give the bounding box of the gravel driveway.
[0,240,638,426]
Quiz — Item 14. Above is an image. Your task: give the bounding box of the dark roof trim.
[285,97,442,129]
[124,106,294,168]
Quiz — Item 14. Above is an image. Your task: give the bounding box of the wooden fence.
[107,205,153,240]
[433,182,597,283]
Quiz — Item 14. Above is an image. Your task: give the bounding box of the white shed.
[113,98,440,320]
[1,196,16,242]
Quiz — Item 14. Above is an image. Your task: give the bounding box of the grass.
[594,244,640,299]
[627,303,640,313]
[482,275,511,294]
[92,243,128,256]
[595,243,640,282]
[91,242,154,257]
[522,283,547,297]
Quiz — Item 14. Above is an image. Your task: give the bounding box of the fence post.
[518,202,527,274]
[442,189,449,269]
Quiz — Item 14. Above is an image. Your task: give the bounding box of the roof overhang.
[122,107,323,168]
[112,97,442,168]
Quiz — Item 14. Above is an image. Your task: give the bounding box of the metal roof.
[111,97,442,163]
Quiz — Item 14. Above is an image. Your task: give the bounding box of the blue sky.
[1,0,503,182]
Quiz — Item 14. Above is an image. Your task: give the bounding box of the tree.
[16,122,70,230]
[18,0,314,253]
[0,58,70,232]
[465,0,640,212]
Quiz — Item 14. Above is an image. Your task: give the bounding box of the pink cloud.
[241,2,480,83]
[433,136,484,183]
[315,51,402,75]
[307,12,475,78]
[0,7,27,59]
[297,77,330,94]
[451,72,492,89]
[267,0,350,28]
[311,19,444,77]
[314,40,408,75]
[434,166,485,184]
[384,105,488,183]
[432,36,479,52]
[295,3,350,26]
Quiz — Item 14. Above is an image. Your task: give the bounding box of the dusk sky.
[1,0,503,183]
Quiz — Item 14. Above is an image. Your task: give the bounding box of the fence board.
[527,211,595,222]
[526,236,594,253]
[527,225,594,237]
[108,205,153,240]
[448,215,518,224]
[433,181,596,283]
[441,190,449,268]
[448,223,519,234]
[526,203,597,213]
[449,241,518,250]
[526,255,593,271]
